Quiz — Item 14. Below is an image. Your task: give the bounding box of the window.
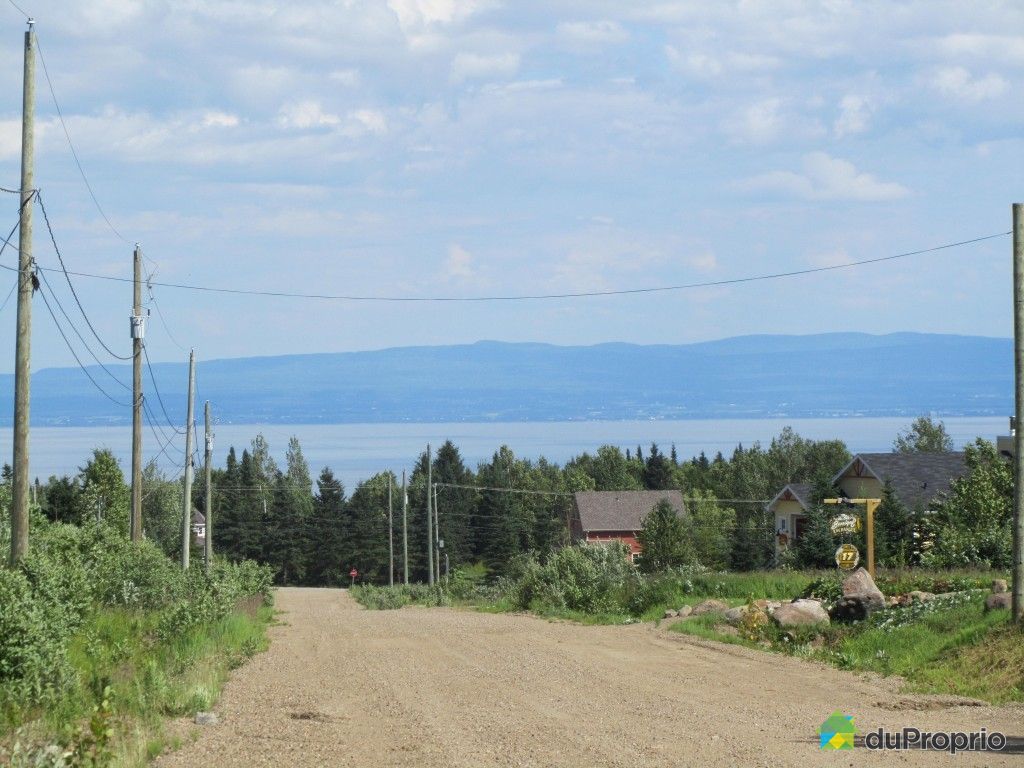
[778,518,787,532]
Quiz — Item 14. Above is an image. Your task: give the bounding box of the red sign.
[349,568,358,579]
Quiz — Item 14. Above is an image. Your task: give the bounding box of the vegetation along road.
[156,588,1024,767]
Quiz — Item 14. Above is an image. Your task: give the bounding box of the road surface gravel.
[154,587,1024,767]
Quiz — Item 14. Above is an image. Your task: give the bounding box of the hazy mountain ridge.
[3,332,1011,426]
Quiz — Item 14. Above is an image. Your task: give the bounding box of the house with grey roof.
[572,490,686,564]
[769,452,967,558]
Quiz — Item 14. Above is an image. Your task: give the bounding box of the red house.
[571,490,687,564]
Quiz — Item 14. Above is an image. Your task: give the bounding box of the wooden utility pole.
[130,245,144,542]
[387,474,394,586]
[426,444,433,585]
[10,20,35,566]
[402,470,409,585]
[436,483,444,585]
[1013,202,1024,623]
[204,400,213,574]
[180,349,195,570]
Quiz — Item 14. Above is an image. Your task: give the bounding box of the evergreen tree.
[78,449,130,532]
[643,443,674,490]
[792,505,837,569]
[873,480,912,567]
[308,467,347,585]
[637,499,692,572]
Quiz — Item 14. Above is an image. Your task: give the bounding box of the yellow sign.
[835,543,860,571]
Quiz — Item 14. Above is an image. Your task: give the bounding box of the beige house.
[770,452,967,558]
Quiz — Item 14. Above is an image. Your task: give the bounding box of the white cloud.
[388,0,488,48]
[739,152,909,202]
[724,98,783,144]
[450,52,520,83]
[346,108,388,135]
[557,20,628,46]
[0,119,20,161]
[930,66,1008,102]
[933,33,1024,65]
[329,69,361,87]
[687,251,717,273]
[833,95,872,138]
[202,111,240,128]
[665,46,779,79]
[444,243,475,279]
[277,100,341,129]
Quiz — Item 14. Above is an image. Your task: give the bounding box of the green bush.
[511,543,632,613]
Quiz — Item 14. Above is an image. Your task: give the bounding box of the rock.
[676,605,693,618]
[830,596,869,623]
[753,599,782,613]
[663,609,678,619]
[887,596,900,607]
[985,592,1012,611]
[690,599,729,616]
[772,599,830,628]
[992,579,1008,594]
[841,567,885,615]
[715,624,740,637]
[723,605,766,627]
[909,590,935,603]
[195,712,219,726]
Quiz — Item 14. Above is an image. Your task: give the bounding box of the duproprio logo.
[819,711,857,750]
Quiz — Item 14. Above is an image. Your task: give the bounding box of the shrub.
[511,543,632,613]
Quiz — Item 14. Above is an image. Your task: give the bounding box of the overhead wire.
[37,191,131,360]
[3,231,1008,303]
[34,34,128,244]
[142,344,186,435]
[35,269,131,392]
[5,0,28,20]
[36,278,131,407]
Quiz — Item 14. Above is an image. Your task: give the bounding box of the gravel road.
[155,588,1024,767]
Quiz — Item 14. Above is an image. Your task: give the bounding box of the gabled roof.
[192,510,206,525]
[833,452,967,510]
[767,482,815,512]
[573,490,686,533]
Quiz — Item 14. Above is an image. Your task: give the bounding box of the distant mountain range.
[0,332,1012,426]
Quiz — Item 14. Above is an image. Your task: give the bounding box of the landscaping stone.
[909,590,935,603]
[753,599,782,613]
[985,592,1012,612]
[841,567,885,615]
[663,609,678,619]
[772,599,829,628]
[676,605,693,618]
[690,599,729,616]
[830,596,869,623]
[723,605,766,627]
[715,624,740,637]
[195,712,219,726]
[992,579,1008,594]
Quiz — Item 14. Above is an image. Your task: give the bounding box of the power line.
[36,191,132,360]
[36,278,131,407]
[5,0,28,20]
[34,35,128,244]
[4,231,1009,303]
[0,277,17,314]
[35,268,130,391]
[142,344,186,435]
[147,283,187,352]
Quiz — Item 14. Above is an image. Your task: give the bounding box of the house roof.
[574,490,686,533]
[192,510,206,525]
[833,452,967,510]
[767,482,815,512]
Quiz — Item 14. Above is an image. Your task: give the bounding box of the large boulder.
[772,599,830,628]
[690,599,729,616]
[830,596,869,623]
[723,605,767,627]
[992,579,1008,594]
[986,592,1012,612]
[842,567,885,615]
[676,605,693,618]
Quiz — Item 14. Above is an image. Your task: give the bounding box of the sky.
[0,0,1021,372]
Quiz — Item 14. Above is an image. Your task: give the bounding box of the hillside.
[2,332,1011,426]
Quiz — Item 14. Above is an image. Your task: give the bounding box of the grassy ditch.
[670,589,1022,703]
[0,515,274,766]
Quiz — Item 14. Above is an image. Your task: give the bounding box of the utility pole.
[426,443,433,585]
[1013,202,1024,623]
[433,483,441,583]
[130,245,144,542]
[204,400,213,574]
[387,474,394,587]
[10,19,35,567]
[402,470,409,585]
[180,349,195,571]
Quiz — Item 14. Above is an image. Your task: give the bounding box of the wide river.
[0,416,1009,490]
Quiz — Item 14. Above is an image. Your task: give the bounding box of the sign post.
[349,567,358,587]
[824,497,881,578]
